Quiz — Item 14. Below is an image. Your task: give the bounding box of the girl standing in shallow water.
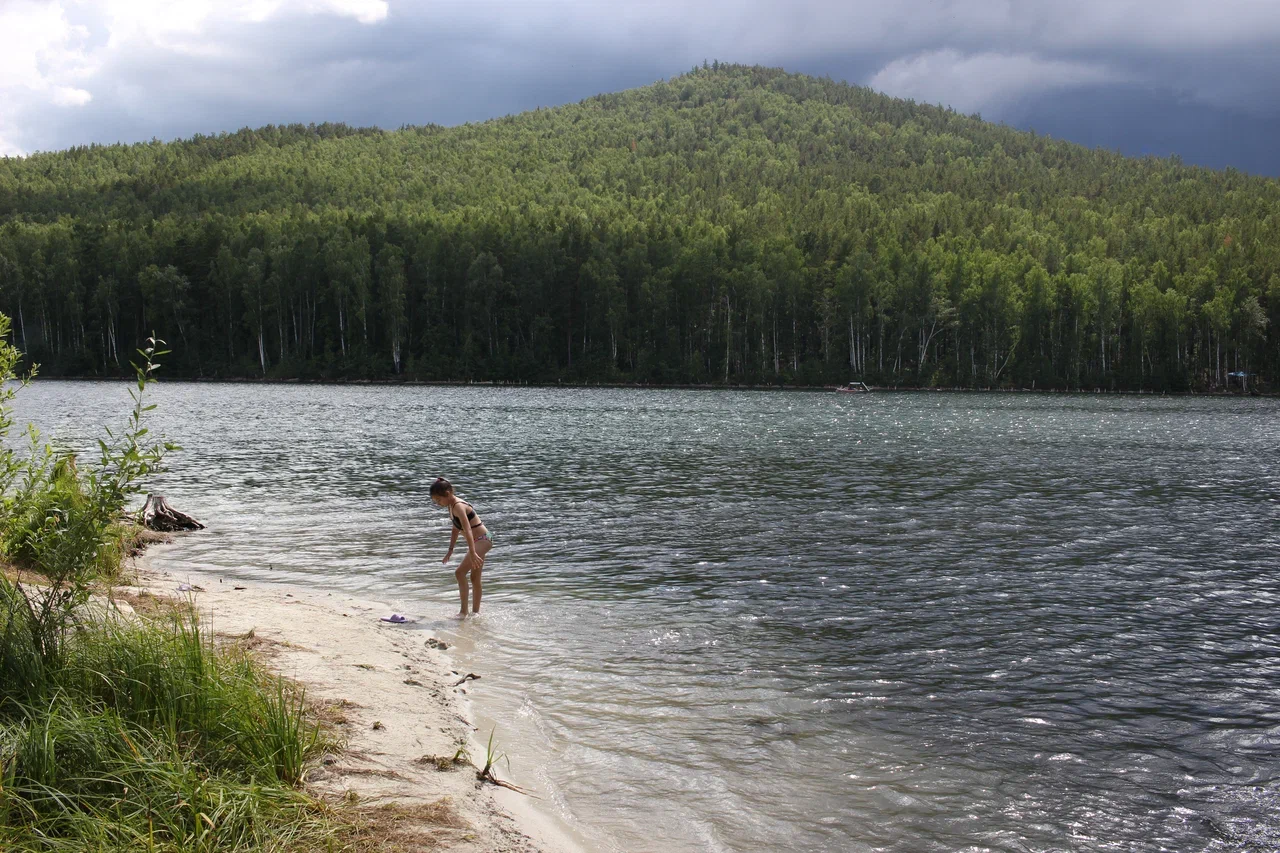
[431,477,493,617]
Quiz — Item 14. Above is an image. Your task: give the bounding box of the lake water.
[14,382,1280,852]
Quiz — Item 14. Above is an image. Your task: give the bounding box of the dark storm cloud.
[13,4,679,149]
[1000,84,1280,176]
[3,1,1280,174]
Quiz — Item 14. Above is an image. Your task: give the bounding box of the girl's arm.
[443,520,460,563]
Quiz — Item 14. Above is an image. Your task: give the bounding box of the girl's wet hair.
[430,477,454,497]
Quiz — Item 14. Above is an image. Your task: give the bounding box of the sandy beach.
[123,542,581,853]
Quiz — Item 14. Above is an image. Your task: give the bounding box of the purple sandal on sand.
[380,613,409,623]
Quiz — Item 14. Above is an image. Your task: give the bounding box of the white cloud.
[95,0,388,44]
[51,86,93,107]
[0,0,389,155]
[0,0,93,155]
[869,49,1130,116]
[315,0,389,26]
[0,1,80,87]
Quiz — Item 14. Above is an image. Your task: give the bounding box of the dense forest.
[2,63,1279,390]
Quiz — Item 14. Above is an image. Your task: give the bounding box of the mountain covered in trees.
[2,63,1278,390]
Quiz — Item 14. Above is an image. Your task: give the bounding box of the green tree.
[378,244,408,373]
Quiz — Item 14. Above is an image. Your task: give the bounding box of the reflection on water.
[16,383,1280,852]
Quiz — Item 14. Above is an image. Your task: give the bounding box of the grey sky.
[3,0,1279,174]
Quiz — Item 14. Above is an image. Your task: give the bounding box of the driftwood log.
[139,494,205,532]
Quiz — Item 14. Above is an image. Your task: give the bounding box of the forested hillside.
[2,63,1278,389]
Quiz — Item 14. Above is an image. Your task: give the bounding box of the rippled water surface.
[15,383,1280,852]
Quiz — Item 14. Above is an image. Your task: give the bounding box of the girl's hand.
[442,550,453,564]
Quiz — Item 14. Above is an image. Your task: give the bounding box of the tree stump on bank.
[139,494,205,532]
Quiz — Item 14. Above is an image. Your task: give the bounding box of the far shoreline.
[23,374,1275,397]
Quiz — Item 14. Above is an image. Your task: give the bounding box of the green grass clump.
[0,581,339,851]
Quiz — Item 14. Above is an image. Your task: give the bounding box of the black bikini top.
[451,501,483,530]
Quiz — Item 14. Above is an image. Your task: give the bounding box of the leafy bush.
[0,315,341,852]
[2,332,171,585]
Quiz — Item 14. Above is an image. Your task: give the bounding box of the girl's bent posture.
[431,477,493,617]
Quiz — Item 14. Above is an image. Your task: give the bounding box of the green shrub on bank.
[0,322,173,710]
[1,454,138,584]
[1,329,169,587]
[0,313,345,852]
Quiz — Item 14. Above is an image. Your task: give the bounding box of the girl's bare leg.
[470,540,492,614]
[471,562,482,613]
[455,562,472,616]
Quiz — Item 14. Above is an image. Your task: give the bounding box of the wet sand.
[126,544,582,853]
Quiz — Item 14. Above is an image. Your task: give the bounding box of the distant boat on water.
[835,381,871,393]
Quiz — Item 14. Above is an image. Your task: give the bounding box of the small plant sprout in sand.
[476,729,535,797]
